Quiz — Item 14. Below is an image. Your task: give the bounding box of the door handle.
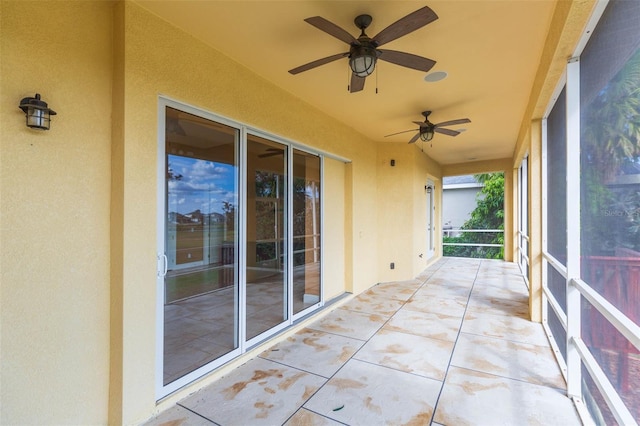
[157,253,168,277]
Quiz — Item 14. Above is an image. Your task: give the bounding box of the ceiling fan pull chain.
[375,66,379,94]
[347,66,351,92]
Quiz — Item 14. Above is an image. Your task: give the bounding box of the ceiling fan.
[385,111,471,143]
[288,6,438,93]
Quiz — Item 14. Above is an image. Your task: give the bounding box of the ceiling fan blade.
[408,132,421,144]
[434,127,461,137]
[378,50,436,72]
[412,121,427,127]
[349,73,366,93]
[288,52,347,74]
[435,118,471,127]
[384,128,419,137]
[304,16,358,45]
[372,6,438,47]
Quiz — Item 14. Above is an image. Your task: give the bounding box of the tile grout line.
[176,402,220,425]
[429,258,483,425]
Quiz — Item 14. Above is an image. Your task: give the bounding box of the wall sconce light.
[420,127,435,142]
[19,93,56,130]
[426,186,433,193]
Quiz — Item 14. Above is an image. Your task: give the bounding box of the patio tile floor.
[144,257,580,425]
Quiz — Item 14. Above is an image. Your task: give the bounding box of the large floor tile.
[466,293,530,318]
[383,308,462,342]
[308,307,387,341]
[180,357,326,425]
[339,292,405,316]
[473,275,528,291]
[259,328,364,378]
[304,359,441,425]
[354,328,454,380]
[470,283,528,301]
[362,279,422,301]
[451,333,566,388]
[404,294,467,318]
[434,367,581,426]
[429,270,478,283]
[415,280,472,300]
[461,309,549,346]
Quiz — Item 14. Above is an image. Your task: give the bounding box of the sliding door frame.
[155,96,327,399]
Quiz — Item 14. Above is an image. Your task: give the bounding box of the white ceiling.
[137,0,557,165]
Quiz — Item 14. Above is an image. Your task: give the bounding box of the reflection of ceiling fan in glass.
[385,111,471,143]
[258,148,284,158]
[288,6,438,92]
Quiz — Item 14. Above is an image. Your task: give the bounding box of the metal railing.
[442,228,504,248]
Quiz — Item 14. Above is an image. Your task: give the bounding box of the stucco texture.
[1,1,113,424]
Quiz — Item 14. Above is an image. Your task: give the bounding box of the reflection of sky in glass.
[168,155,236,215]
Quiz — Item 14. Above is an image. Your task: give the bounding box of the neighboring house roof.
[443,175,482,189]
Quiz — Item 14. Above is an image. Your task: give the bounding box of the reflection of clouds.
[167,155,236,215]
[191,160,227,177]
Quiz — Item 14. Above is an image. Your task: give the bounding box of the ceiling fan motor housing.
[354,14,373,31]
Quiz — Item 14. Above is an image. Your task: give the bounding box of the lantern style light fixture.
[349,45,377,77]
[420,127,435,142]
[19,93,56,130]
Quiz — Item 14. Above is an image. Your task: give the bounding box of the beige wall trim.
[441,158,512,177]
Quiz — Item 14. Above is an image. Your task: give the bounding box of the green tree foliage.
[444,173,504,259]
[581,49,640,255]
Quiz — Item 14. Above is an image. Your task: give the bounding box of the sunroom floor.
[144,257,581,425]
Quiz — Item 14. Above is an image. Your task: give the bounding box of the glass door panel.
[246,135,288,340]
[292,150,321,315]
[163,106,239,385]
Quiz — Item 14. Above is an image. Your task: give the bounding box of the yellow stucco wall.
[376,143,442,282]
[323,158,348,299]
[113,1,381,423]
[376,145,416,281]
[1,0,377,423]
[1,1,113,424]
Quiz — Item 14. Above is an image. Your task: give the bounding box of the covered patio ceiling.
[137,0,557,165]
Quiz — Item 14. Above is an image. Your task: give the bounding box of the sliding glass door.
[245,135,288,340]
[292,149,321,315]
[162,106,239,386]
[159,101,323,396]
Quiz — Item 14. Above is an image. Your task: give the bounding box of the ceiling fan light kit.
[349,45,377,77]
[420,128,435,142]
[289,6,438,92]
[385,111,471,144]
